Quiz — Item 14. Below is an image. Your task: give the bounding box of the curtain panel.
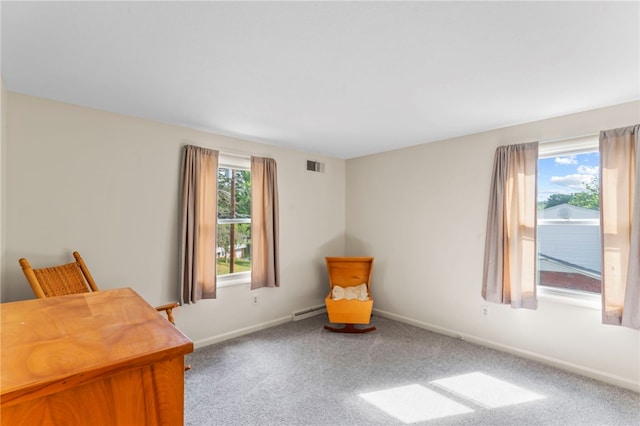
[250,157,280,289]
[600,125,639,329]
[482,141,539,309]
[180,145,219,304]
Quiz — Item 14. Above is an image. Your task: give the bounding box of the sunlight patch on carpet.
[431,372,545,408]
[359,384,474,423]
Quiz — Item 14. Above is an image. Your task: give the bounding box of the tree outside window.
[217,167,251,276]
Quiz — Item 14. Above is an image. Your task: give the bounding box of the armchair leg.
[324,323,376,333]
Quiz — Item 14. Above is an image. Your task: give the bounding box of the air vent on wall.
[306,160,323,172]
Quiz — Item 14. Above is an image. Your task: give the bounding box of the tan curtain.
[180,145,219,303]
[251,157,280,289]
[482,142,538,309]
[600,125,639,329]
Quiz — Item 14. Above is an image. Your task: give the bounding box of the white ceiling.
[2,1,639,159]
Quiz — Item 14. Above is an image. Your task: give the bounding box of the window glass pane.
[216,223,251,276]
[218,168,251,219]
[537,151,601,294]
[217,167,251,276]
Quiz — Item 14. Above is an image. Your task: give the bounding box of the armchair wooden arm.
[155,302,180,325]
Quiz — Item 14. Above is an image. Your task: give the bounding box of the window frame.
[536,136,601,308]
[217,154,252,288]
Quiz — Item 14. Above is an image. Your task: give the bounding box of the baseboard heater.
[291,305,326,321]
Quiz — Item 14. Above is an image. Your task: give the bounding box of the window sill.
[217,273,251,288]
[538,286,600,310]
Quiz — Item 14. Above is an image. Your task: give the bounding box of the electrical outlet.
[481,306,489,317]
[253,295,259,305]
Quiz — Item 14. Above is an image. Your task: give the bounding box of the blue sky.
[538,152,599,202]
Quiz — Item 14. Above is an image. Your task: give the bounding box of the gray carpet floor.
[184,315,639,425]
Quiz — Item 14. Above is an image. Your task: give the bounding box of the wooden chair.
[324,256,376,333]
[19,251,179,325]
[19,251,191,370]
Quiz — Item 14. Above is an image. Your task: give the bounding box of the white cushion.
[332,283,369,301]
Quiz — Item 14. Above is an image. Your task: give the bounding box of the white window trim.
[219,153,251,170]
[537,135,601,309]
[218,218,251,225]
[538,286,601,310]
[218,271,251,288]
[538,134,598,158]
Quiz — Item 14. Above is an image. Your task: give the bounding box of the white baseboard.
[192,315,291,349]
[373,308,640,393]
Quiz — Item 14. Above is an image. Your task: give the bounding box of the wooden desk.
[1,288,193,425]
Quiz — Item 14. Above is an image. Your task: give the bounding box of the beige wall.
[3,92,346,344]
[346,101,640,391]
[0,77,7,302]
[4,90,639,390]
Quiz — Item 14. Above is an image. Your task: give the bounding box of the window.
[537,138,600,295]
[217,157,251,281]
[181,146,279,302]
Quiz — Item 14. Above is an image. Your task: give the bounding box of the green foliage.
[218,168,251,219]
[234,170,251,217]
[568,176,599,210]
[542,176,600,211]
[217,258,251,275]
[544,193,573,209]
[217,167,252,275]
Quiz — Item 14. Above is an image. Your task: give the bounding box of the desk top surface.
[1,288,193,401]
